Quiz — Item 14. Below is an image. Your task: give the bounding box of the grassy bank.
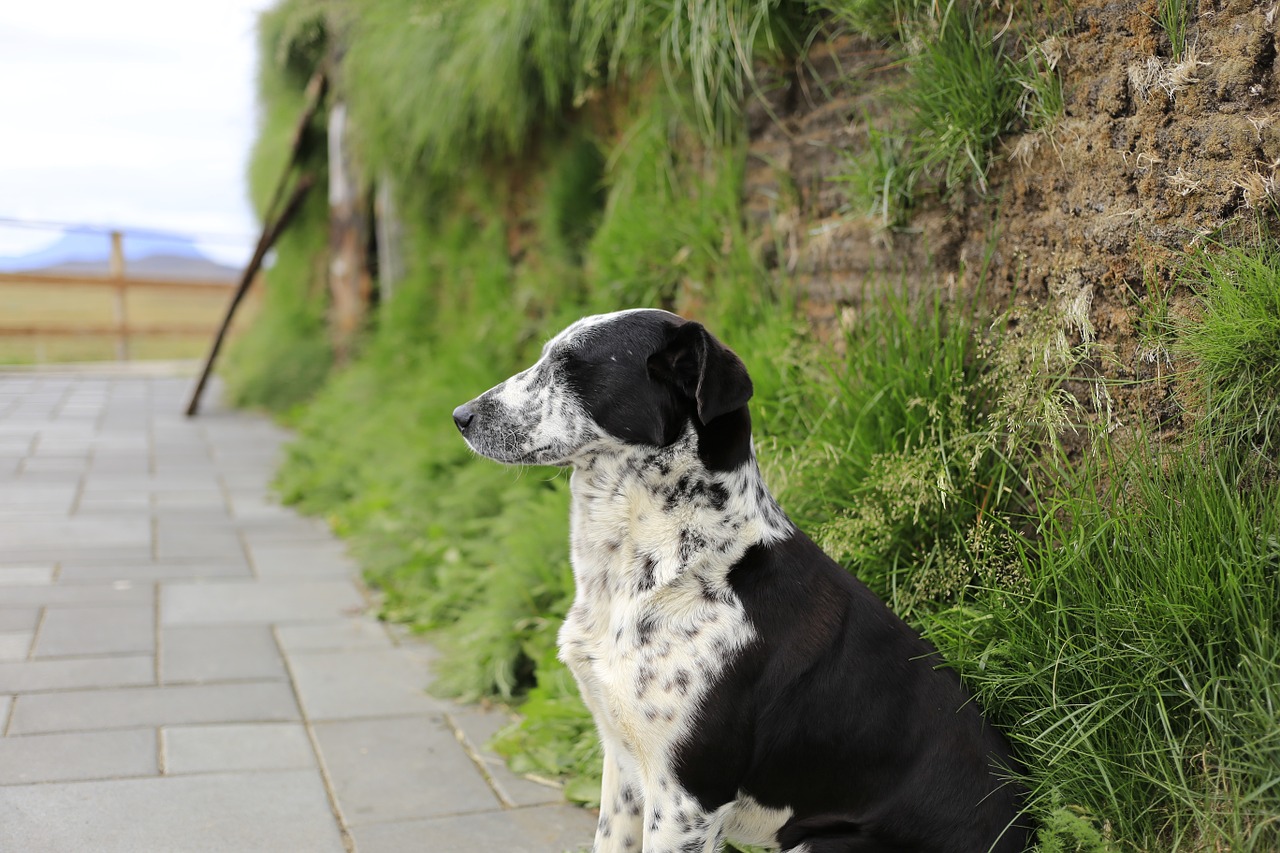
[228,0,1279,848]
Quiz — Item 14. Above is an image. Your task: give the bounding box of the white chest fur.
[556,435,790,782]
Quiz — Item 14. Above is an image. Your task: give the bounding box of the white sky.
[0,0,271,265]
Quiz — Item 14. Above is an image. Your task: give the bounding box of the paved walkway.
[0,370,595,853]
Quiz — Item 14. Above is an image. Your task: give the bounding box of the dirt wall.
[746,0,1279,432]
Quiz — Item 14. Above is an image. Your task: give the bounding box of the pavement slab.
[0,728,158,785]
[162,722,315,774]
[34,605,155,658]
[0,372,593,853]
[8,681,301,735]
[351,805,597,853]
[0,655,155,693]
[313,715,500,826]
[0,770,347,853]
[160,625,288,683]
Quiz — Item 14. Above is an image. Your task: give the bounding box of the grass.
[836,116,918,228]
[1176,242,1280,452]
[813,0,928,42]
[342,0,802,184]
[831,1,1061,223]
[1156,0,1192,61]
[220,193,331,411]
[932,440,1280,850]
[905,6,1023,196]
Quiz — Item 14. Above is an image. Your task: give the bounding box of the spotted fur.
[454,310,1031,853]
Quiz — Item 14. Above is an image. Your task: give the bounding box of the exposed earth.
[744,0,1278,437]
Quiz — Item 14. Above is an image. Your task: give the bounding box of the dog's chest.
[558,460,756,757]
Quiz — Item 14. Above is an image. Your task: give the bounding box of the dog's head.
[452,309,753,469]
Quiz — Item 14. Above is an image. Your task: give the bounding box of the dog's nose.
[452,404,475,433]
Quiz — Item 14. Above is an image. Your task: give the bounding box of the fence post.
[109,230,128,361]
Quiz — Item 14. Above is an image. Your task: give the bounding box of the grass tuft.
[905,7,1022,195]
[1177,242,1280,451]
[1156,0,1192,61]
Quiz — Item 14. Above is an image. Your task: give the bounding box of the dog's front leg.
[641,790,722,853]
[594,748,645,852]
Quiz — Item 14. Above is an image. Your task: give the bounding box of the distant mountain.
[0,229,239,281]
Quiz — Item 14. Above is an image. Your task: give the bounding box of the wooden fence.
[0,270,248,363]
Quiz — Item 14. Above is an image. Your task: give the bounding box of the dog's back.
[678,530,1029,852]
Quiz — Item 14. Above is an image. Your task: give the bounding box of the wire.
[0,215,258,247]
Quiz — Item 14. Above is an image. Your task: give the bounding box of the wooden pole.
[184,67,327,417]
[184,175,316,417]
[326,101,371,364]
[109,231,128,361]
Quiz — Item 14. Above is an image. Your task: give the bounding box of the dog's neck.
[568,422,791,594]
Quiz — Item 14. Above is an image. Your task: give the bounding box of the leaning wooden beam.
[184,68,328,417]
[184,174,316,417]
[258,71,328,232]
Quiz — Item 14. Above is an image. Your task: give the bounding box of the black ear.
[648,321,753,424]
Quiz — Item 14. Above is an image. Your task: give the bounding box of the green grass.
[342,0,803,183]
[905,7,1022,196]
[1156,0,1192,61]
[813,0,927,42]
[932,440,1280,850]
[220,193,332,411]
[836,116,918,228]
[828,0,1066,217]
[1176,242,1280,452]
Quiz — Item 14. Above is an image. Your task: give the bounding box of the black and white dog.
[453,309,1030,853]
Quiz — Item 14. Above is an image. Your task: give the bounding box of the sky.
[0,0,271,266]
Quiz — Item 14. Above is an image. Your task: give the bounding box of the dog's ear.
[648,321,753,424]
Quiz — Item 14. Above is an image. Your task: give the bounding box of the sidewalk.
[0,369,595,853]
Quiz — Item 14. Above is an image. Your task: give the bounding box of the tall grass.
[1177,243,1280,452]
[342,0,800,182]
[932,440,1280,850]
[905,7,1022,195]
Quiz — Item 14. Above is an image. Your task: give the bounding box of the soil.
[744,0,1279,439]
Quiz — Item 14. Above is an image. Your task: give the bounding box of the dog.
[453,309,1030,853]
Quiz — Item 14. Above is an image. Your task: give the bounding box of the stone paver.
[0,370,594,852]
[0,728,158,785]
[160,625,287,683]
[162,722,315,774]
[34,605,155,658]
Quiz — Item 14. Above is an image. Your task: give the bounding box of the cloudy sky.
[0,0,270,266]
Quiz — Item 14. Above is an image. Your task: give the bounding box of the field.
[0,276,258,364]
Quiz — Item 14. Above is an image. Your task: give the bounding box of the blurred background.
[0,1,265,364]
